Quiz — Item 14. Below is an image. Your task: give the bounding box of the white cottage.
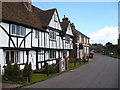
[0,2,73,74]
[60,17,73,59]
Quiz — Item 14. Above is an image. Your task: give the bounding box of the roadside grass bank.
[3,60,90,89]
[107,54,120,59]
[68,61,89,70]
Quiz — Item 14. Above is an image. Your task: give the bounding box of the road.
[23,53,118,88]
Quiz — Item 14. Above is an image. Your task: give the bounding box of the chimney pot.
[24,0,32,12]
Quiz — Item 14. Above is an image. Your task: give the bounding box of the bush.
[48,65,53,74]
[48,65,58,74]
[40,64,58,74]
[69,59,75,63]
[28,62,32,77]
[22,62,32,76]
[22,62,32,82]
[5,61,13,76]
[12,63,21,77]
[22,62,29,77]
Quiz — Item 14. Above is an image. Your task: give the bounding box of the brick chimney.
[24,0,32,12]
[62,15,69,21]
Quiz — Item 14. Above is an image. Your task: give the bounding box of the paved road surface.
[23,53,118,88]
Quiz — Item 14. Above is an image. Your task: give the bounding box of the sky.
[32,2,118,45]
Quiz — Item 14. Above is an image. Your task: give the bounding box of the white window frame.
[49,50,56,59]
[35,30,39,39]
[10,24,26,36]
[49,30,56,40]
[5,51,20,64]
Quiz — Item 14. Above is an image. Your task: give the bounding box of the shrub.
[22,61,29,77]
[69,59,75,63]
[48,65,53,74]
[28,62,32,77]
[28,62,32,82]
[12,63,21,77]
[23,62,32,78]
[5,61,13,76]
[48,65,58,74]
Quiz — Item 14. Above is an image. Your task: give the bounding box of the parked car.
[109,52,113,55]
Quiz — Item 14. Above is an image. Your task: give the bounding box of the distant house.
[118,28,120,46]
[0,1,73,74]
[118,28,120,54]
[70,24,90,60]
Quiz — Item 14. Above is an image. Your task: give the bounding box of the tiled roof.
[71,26,90,39]
[2,2,56,31]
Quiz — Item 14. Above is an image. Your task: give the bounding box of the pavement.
[2,82,22,89]
[21,53,118,88]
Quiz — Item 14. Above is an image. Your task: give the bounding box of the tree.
[22,61,29,77]
[105,42,113,47]
[5,61,13,76]
[12,63,20,77]
[22,61,32,82]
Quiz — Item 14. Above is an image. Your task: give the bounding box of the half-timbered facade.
[70,24,90,60]
[0,2,73,74]
[60,17,73,59]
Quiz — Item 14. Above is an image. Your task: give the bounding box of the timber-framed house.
[0,1,73,73]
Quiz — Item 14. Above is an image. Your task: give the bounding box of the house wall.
[48,11,62,30]
[0,10,73,74]
[0,49,5,74]
[0,22,9,47]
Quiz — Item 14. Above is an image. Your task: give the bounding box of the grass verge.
[68,61,89,71]
[3,60,89,89]
[107,54,120,59]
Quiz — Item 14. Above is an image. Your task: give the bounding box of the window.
[11,51,14,63]
[11,24,26,36]
[21,26,26,36]
[66,36,70,43]
[5,51,19,64]
[54,13,57,22]
[49,30,56,40]
[76,35,79,40]
[11,24,16,34]
[50,50,56,59]
[6,51,9,64]
[35,30,39,38]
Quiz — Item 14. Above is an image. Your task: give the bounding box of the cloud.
[89,26,118,45]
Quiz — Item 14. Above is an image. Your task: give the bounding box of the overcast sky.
[33,2,118,45]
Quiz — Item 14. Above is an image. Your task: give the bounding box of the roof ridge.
[43,8,56,12]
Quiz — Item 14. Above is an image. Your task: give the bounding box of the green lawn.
[107,54,120,59]
[3,60,89,88]
[15,72,62,87]
[68,61,89,70]
[31,73,61,83]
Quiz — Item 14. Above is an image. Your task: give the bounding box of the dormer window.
[10,24,26,36]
